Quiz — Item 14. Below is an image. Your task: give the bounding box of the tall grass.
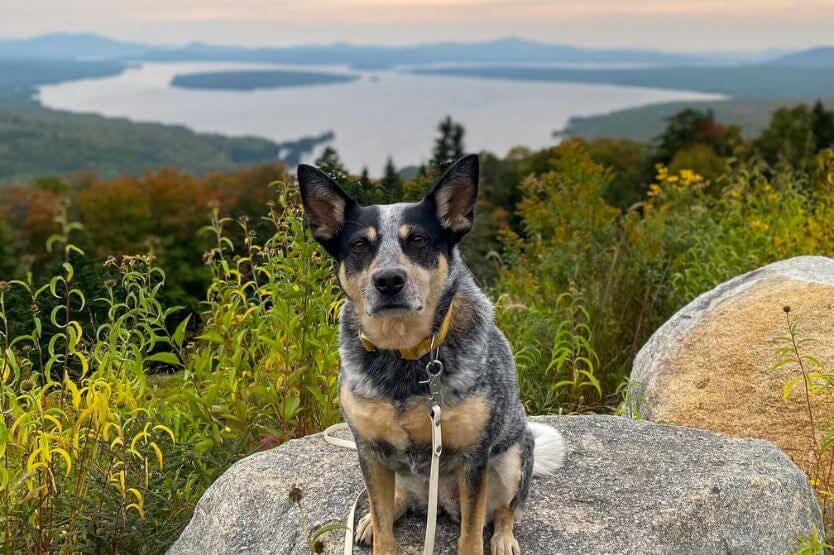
[0,206,177,551]
[0,184,342,552]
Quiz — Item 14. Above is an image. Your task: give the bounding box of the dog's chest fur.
[341,384,491,473]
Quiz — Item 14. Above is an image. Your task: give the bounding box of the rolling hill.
[412,65,834,99]
[0,58,126,95]
[559,97,834,142]
[774,47,834,67]
[0,32,152,60]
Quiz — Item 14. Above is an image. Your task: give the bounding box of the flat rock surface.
[630,256,834,481]
[170,414,821,554]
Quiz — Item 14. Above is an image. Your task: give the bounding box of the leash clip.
[421,357,444,406]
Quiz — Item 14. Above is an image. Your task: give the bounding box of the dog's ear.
[297,165,355,245]
[427,154,479,241]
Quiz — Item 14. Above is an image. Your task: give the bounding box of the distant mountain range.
[773,47,834,67]
[0,33,151,60]
[2,32,829,68]
[142,37,700,68]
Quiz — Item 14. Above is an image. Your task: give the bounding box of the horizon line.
[0,30,820,56]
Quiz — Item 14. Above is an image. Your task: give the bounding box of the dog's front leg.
[362,456,398,554]
[457,464,489,554]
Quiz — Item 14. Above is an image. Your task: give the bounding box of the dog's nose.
[373,268,406,296]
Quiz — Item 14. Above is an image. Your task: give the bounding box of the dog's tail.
[528,421,566,476]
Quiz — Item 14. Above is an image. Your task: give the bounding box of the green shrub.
[0,213,177,551]
[0,183,342,552]
[493,143,834,413]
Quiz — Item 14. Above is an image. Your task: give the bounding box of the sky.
[3,0,834,52]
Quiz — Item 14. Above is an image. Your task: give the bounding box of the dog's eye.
[350,239,369,254]
[409,233,428,247]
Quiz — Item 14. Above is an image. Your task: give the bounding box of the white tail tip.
[529,421,566,476]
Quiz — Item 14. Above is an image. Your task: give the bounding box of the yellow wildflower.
[748,219,770,232]
[679,169,702,185]
[655,164,668,180]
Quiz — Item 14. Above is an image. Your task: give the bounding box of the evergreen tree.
[360,166,372,190]
[431,116,465,172]
[812,100,834,151]
[754,105,817,169]
[314,146,364,200]
[381,158,403,203]
[357,166,381,204]
[314,146,348,181]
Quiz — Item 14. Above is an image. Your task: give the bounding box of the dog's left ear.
[297,164,355,247]
[427,154,479,241]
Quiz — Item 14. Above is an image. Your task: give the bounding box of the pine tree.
[314,146,364,200]
[314,146,347,181]
[431,116,465,172]
[360,166,372,189]
[357,166,380,203]
[812,100,834,151]
[381,158,403,203]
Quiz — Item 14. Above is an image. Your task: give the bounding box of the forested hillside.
[414,65,834,99]
[0,60,331,183]
[0,59,126,93]
[561,97,834,142]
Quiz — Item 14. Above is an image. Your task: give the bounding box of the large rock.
[170,415,821,554]
[631,256,834,481]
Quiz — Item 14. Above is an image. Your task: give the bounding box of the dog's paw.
[355,512,374,546]
[490,532,520,555]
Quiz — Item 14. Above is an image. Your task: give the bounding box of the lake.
[38,62,723,174]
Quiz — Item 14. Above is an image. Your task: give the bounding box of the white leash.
[424,403,443,555]
[323,357,445,555]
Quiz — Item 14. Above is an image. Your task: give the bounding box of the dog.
[297,154,565,554]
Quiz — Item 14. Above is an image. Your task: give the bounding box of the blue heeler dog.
[297,155,565,554]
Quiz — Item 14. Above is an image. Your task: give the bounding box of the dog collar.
[359,303,455,360]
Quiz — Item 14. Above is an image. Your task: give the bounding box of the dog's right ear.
[427,154,479,242]
[297,165,355,247]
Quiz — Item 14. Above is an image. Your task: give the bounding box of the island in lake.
[171,69,359,91]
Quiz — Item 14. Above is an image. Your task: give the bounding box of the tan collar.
[359,303,455,360]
